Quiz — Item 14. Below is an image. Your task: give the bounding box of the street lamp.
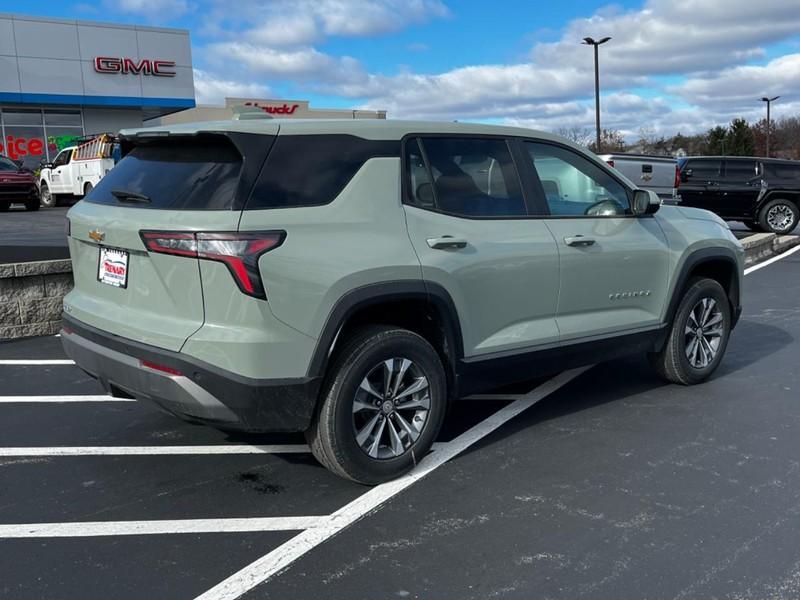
[761,96,779,158]
[583,36,611,153]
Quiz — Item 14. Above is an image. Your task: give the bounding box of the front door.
[402,136,560,359]
[715,159,762,219]
[679,158,722,212]
[50,150,71,194]
[522,141,670,341]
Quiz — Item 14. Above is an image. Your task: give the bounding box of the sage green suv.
[61,120,744,484]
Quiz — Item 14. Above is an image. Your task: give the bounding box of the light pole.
[583,36,611,153]
[761,96,779,158]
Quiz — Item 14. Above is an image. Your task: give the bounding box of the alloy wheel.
[767,204,795,232]
[352,357,431,459]
[684,297,724,369]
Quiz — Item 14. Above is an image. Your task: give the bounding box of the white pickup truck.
[39,134,118,208]
[598,153,680,202]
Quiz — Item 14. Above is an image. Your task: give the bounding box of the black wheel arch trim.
[306,280,465,382]
[665,247,742,332]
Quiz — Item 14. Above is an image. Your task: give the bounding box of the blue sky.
[6,0,800,138]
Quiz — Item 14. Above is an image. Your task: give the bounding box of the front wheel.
[306,326,447,484]
[40,182,57,208]
[759,199,798,234]
[650,277,732,385]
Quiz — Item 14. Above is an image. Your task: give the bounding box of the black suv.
[678,156,800,233]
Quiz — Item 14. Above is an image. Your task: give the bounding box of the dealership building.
[0,13,195,168]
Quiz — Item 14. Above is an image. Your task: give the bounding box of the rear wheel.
[0,201,9,211]
[83,182,93,197]
[650,277,731,385]
[40,182,57,208]
[759,199,798,234]
[306,326,447,484]
[24,197,40,211]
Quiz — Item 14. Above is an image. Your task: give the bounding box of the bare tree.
[555,126,593,147]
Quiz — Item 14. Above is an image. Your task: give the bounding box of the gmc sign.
[94,57,176,77]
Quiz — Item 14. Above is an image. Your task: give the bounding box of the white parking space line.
[745,244,800,275]
[0,445,310,456]
[0,360,75,365]
[196,366,592,600]
[0,395,131,403]
[0,516,326,539]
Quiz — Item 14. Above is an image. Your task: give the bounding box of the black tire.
[306,325,447,485]
[83,182,93,197]
[742,220,762,232]
[40,182,57,208]
[24,197,40,211]
[758,199,799,234]
[650,277,731,385]
[0,201,9,212]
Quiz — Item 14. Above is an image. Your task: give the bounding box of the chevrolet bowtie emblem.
[89,229,105,242]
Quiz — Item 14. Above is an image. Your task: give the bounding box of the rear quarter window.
[764,162,800,181]
[88,137,246,210]
[245,135,399,210]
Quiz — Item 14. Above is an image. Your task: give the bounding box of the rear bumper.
[61,315,321,432]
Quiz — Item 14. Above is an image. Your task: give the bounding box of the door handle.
[427,236,468,250]
[564,235,596,247]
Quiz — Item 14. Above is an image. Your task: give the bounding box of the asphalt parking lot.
[1,244,800,599]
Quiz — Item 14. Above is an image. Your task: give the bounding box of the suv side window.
[525,142,630,216]
[764,162,800,181]
[413,137,526,217]
[246,135,398,210]
[683,159,721,182]
[723,159,758,182]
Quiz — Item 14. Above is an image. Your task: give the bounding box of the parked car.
[61,120,744,484]
[678,156,800,233]
[599,153,679,201]
[39,134,119,208]
[0,154,40,211]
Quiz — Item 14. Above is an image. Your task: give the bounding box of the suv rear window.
[245,135,399,210]
[88,138,244,210]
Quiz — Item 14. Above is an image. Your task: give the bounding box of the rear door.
[65,133,267,351]
[522,141,669,340]
[402,136,561,358]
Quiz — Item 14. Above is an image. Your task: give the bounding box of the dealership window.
[44,111,83,160]
[0,108,84,168]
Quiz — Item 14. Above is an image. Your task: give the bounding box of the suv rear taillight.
[140,230,285,299]
[674,164,681,189]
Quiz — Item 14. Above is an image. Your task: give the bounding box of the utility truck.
[39,134,118,208]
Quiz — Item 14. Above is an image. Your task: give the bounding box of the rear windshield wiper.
[111,189,151,204]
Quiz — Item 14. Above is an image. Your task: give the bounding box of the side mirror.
[632,189,661,215]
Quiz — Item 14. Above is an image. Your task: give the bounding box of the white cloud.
[193,68,271,104]
[206,42,365,84]
[671,54,800,111]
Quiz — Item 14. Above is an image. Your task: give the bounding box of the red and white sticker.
[98,248,129,288]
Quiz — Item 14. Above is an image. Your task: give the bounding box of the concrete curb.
[741,233,800,266]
